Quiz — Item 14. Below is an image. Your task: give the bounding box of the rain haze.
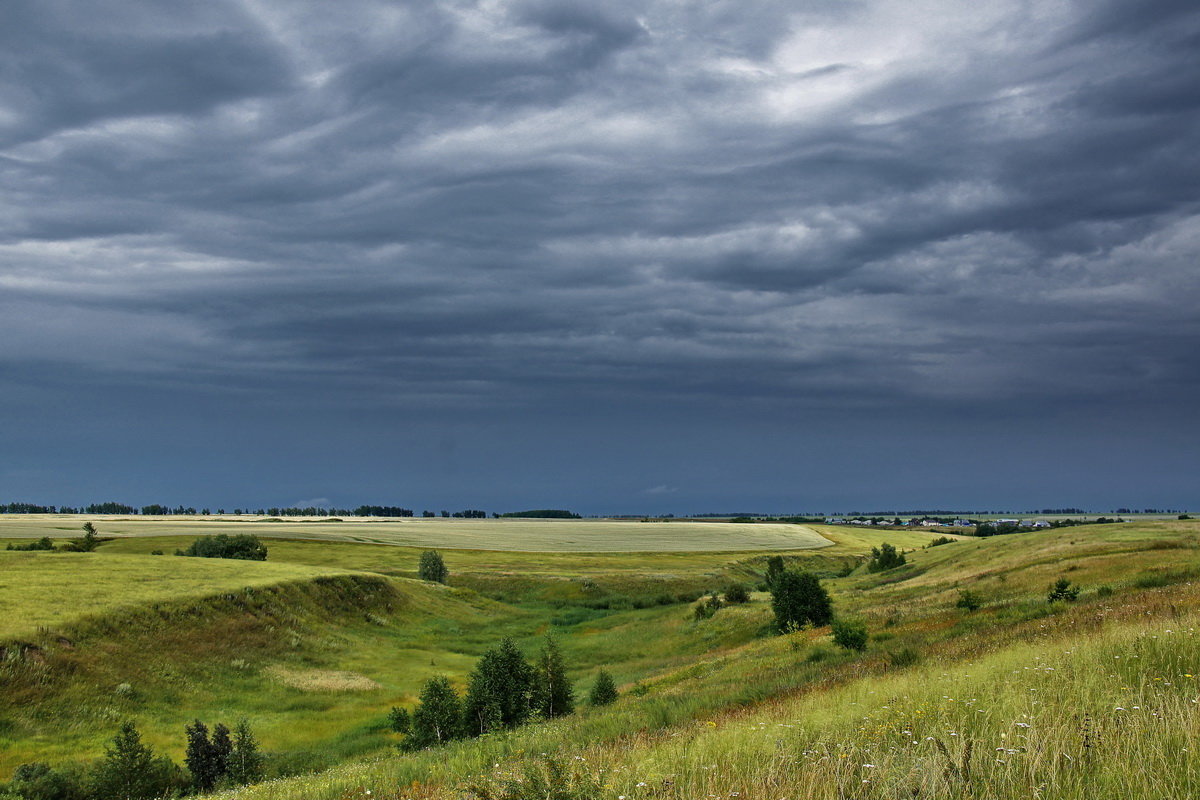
[1,0,1198,514]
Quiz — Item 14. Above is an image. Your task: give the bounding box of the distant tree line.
[1,720,262,800]
[497,510,581,519]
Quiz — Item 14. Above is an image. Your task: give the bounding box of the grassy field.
[0,515,833,552]
[3,516,1199,799]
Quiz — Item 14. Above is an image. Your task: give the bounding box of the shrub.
[9,762,86,800]
[5,537,55,552]
[418,550,448,583]
[955,589,982,612]
[831,619,869,651]
[387,707,411,734]
[588,670,618,706]
[770,571,833,633]
[867,542,906,572]
[467,755,604,800]
[62,523,101,553]
[889,647,921,668]
[1047,577,1080,602]
[692,593,723,620]
[927,536,955,548]
[723,583,750,604]
[181,534,267,561]
[1096,584,1115,597]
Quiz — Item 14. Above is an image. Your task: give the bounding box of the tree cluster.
[401,636,611,751]
[2,720,262,800]
[179,534,268,561]
[866,542,906,572]
[497,510,581,519]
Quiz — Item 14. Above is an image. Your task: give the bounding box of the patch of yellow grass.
[264,665,382,692]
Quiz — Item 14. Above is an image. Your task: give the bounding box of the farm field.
[2,516,1199,799]
[0,515,833,552]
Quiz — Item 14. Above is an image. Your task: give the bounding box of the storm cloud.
[1,0,1198,512]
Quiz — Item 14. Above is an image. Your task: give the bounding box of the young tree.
[765,555,785,589]
[387,706,411,734]
[184,720,220,792]
[1048,578,1080,602]
[463,638,533,735]
[418,550,449,583]
[530,634,574,720]
[770,571,833,633]
[65,522,101,553]
[211,723,232,780]
[90,722,182,800]
[226,720,264,786]
[587,671,618,706]
[409,676,462,749]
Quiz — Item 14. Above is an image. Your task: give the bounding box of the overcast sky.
[1,0,1198,514]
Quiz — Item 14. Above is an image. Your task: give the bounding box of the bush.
[1047,577,1080,602]
[588,670,618,706]
[723,583,750,604]
[770,571,833,633]
[831,619,869,651]
[866,542,906,572]
[5,537,55,552]
[387,707,410,734]
[467,756,604,800]
[181,534,267,561]
[9,763,86,800]
[889,647,921,668]
[955,589,982,612]
[692,593,723,620]
[418,550,448,583]
[927,536,955,548]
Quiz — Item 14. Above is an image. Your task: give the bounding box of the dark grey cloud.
[1,0,1198,510]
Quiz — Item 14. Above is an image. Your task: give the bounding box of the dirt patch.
[264,665,381,692]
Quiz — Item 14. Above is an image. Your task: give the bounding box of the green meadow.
[2,516,1199,799]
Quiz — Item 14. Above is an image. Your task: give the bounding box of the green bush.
[5,537,55,552]
[955,589,982,611]
[467,756,604,800]
[1047,577,1080,602]
[723,583,750,604]
[588,670,619,706]
[692,593,723,620]
[181,534,267,561]
[889,647,921,668]
[418,550,448,583]
[770,571,833,633]
[831,619,869,652]
[866,543,906,572]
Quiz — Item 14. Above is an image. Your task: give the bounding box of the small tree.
[463,638,533,735]
[226,720,264,786]
[185,720,219,792]
[867,543,906,572]
[90,722,182,800]
[1048,578,1080,602]
[955,589,982,612]
[770,571,833,633]
[531,634,574,720]
[765,555,785,589]
[65,522,101,553]
[831,619,869,651]
[588,671,618,706]
[419,550,449,583]
[409,676,462,749]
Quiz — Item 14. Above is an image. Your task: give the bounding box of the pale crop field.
[0,515,833,552]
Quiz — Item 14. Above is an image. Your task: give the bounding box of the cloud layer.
[2,0,1198,509]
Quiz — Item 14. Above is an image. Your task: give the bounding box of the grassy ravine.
[3,518,1200,799]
